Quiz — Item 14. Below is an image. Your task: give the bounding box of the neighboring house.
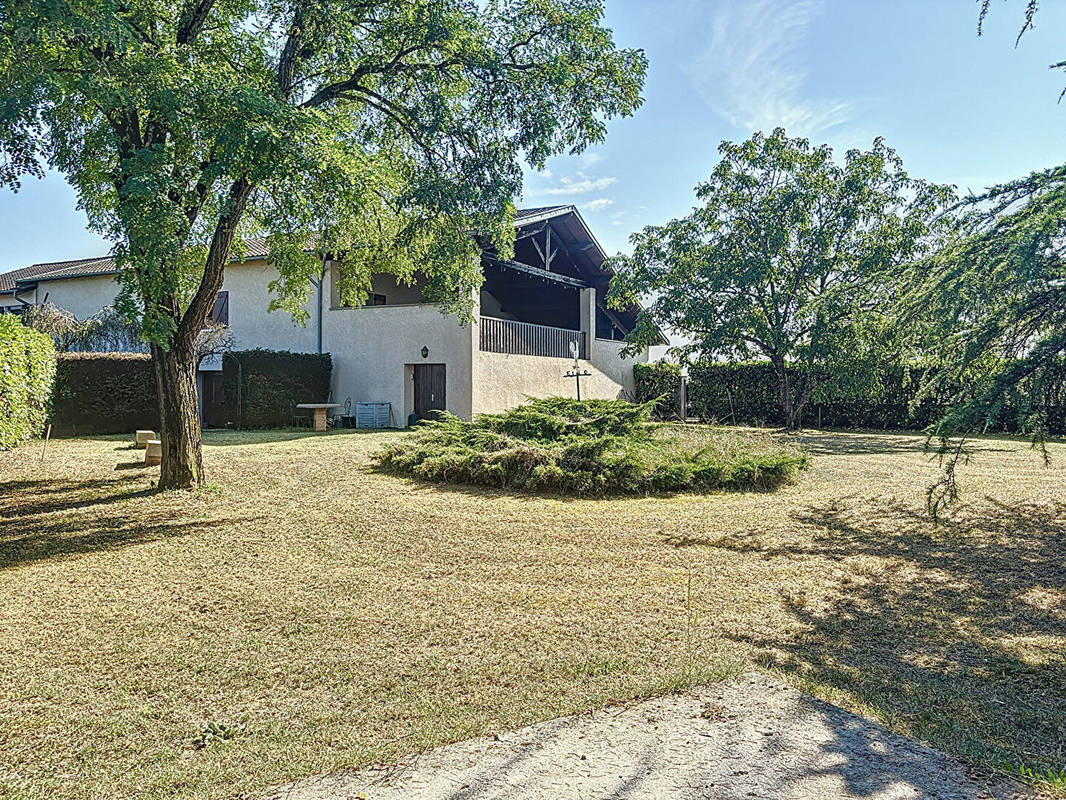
[0,205,664,426]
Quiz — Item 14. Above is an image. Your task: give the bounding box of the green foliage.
[896,163,1066,513]
[51,353,159,436]
[0,314,56,448]
[375,397,807,495]
[0,0,646,486]
[609,128,953,429]
[0,0,647,342]
[633,361,683,420]
[688,362,782,427]
[222,349,331,429]
[686,360,1066,433]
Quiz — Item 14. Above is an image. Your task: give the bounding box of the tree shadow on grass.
[791,431,929,457]
[0,475,154,519]
[711,495,1066,780]
[201,428,386,447]
[0,476,259,570]
[0,513,247,570]
[793,430,1023,458]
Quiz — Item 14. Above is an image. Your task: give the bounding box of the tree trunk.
[151,340,203,490]
[770,356,815,432]
[791,375,814,433]
[770,355,796,431]
[146,176,252,491]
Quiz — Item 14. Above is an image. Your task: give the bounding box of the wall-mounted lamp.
[421,346,429,359]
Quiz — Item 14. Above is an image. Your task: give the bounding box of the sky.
[1,0,1065,272]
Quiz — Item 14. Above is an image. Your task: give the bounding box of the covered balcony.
[475,205,664,359]
[479,315,587,359]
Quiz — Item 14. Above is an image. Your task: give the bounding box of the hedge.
[222,349,332,428]
[51,352,159,435]
[0,314,57,448]
[633,361,683,420]
[676,360,1066,434]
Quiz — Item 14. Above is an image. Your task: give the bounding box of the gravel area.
[268,674,1026,800]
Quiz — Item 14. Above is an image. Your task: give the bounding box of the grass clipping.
[375,398,808,495]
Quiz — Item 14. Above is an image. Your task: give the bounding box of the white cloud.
[686,0,853,139]
[536,173,618,196]
[579,152,604,168]
[583,198,614,211]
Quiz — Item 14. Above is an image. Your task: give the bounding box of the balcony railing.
[479,316,587,359]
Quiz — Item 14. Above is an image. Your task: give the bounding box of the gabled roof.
[1,256,119,292]
[506,205,669,346]
[514,205,572,222]
[2,215,580,292]
[1,214,575,294]
[0,238,274,295]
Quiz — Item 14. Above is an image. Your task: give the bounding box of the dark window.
[371,294,386,306]
[209,290,229,325]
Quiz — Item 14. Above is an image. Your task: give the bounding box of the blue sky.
[1,0,1065,271]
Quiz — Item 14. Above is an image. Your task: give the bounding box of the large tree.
[609,128,951,430]
[0,0,646,489]
[900,166,1066,513]
[894,0,1066,514]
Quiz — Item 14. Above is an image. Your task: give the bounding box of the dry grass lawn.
[0,427,1063,799]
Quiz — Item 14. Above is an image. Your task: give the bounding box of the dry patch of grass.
[0,427,1064,798]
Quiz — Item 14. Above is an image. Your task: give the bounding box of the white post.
[579,287,596,358]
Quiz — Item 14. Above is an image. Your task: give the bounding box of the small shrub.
[191,721,246,750]
[375,397,806,495]
[0,314,57,448]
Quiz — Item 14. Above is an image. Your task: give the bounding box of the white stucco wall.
[221,260,317,353]
[471,350,636,415]
[331,272,427,308]
[588,336,646,398]
[469,287,647,416]
[20,261,318,356]
[323,267,475,423]
[12,257,646,426]
[35,274,120,319]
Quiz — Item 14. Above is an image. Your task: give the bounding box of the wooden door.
[200,372,226,428]
[413,364,446,418]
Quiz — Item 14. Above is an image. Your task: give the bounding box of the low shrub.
[0,314,57,448]
[374,397,807,495]
[51,352,158,435]
[222,349,332,428]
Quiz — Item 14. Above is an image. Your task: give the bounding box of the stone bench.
[144,439,162,466]
[135,430,156,449]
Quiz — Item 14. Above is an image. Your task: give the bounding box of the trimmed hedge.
[52,352,159,435]
[222,349,332,428]
[0,314,57,448]
[633,361,683,420]
[680,360,1066,434]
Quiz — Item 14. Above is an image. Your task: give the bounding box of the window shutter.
[210,291,229,325]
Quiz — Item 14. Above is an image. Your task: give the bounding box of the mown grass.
[374,398,807,494]
[0,426,1063,798]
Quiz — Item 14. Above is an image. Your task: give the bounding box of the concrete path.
[269,674,1026,800]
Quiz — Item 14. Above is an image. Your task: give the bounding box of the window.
[209,290,229,325]
[370,294,386,306]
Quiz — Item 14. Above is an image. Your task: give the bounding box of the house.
[0,205,664,425]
